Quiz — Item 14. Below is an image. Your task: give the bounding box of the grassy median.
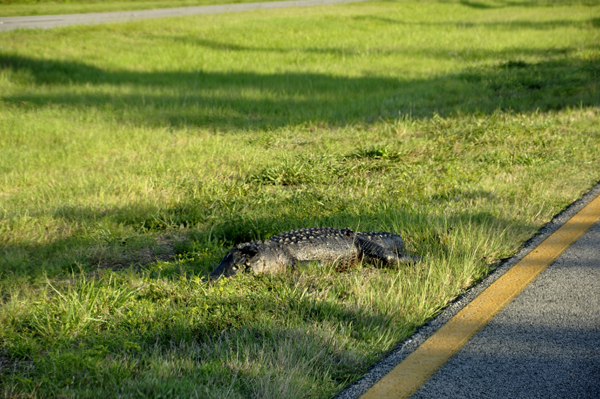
[1,0,600,397]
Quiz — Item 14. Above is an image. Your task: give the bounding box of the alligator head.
[209,240,292,279]
[209,244,258,279]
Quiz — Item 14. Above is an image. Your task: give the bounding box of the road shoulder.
[337,180,600,399]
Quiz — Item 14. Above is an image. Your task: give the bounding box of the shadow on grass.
[0,50,598,131]
[455,0,599,9]
[352,14,599,29]
[173,36,583,58]
[0,186,529,282]
[1,283,411,396]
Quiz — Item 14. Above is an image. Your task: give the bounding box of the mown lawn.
[1,0,599,397]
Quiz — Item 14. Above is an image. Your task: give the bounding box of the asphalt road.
[410,218,600,398]
[0,0,369,31]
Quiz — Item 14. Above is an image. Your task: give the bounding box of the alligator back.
[269,227,359,266]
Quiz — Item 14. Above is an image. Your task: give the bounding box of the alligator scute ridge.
[210,227,420,279]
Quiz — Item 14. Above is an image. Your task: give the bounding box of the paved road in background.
[410,219,600,398]
[0,0,369,31]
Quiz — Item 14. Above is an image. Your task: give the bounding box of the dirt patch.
[92,234,184,271]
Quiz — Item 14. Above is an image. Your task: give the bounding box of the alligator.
[210,227,420,279]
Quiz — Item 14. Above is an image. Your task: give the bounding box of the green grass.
[1,0,600,397]
[0,0,296,17]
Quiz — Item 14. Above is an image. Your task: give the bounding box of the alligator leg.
[355,236,420,266]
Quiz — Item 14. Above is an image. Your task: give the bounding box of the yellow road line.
[361,193,600,399]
